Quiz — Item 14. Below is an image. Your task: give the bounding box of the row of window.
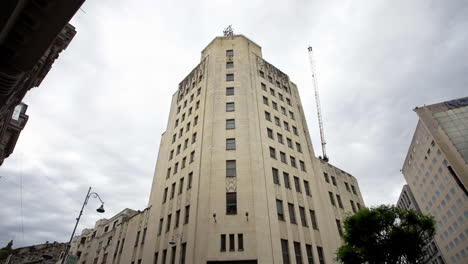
[272,168,311,196]
[280,239,325,264]
[276,199,319,230]
[220,233,244,252]
[172,115,199,143]
[265,111,299,136]
[261,82,292,106]
[267,128,302,153]
[328,191,361,213]
[166,151,196,178]
[176,89,201,121]
[323,172,358,195]
[258,68,291,94]
[154,242,187,264]
[163,172,193,203]
[262,95,295,120]
[169,133,197,161]
[269,146,306,171]
[158,205,190,235]
[177,68,203,102]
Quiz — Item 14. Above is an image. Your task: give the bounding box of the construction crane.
[308,46,329,162]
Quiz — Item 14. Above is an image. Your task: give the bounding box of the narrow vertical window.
[184,205,190,224]
[299,207,308,227]
[238,234,244,251]
[336,194,343,209]
[187,172,193,189]
[162,249,167,264]
[158,218,163,235]
[304,180,311,196]
[328,192,335,206]
[221,234,226,251]
[336,219,343,237]
[306,244,314,264]
[141,228,147,244]
[324,173,330,183]
[281,239,290,264]
[294,176,301,192]
[229,234,235,251]
[317,247,325,264]
[170,246,176,264]
[226,192,237,215]
[350,200,357,213]
[226,138,236,150]
[180,243,186,264]
[179,178,184,194]
[265,111,271,121]
[175,210,180,228]
[283,172,291,189]
[190,151,195,162]
[272,168,280,185]
[163,188,168,203]
[310,210,319,230]
[331,176,337,186]
[267,128,274,139]
[170,183,176,199]
[288,203,297,224]
[294,242,303,264]
[166,214,171,232]
[300,161,306,172]
[276,199,285,221]
[290,156,297,168]
[280,152,287,163]
[226,160,236,177]
[134,231,140,247]
[270,147,277,159]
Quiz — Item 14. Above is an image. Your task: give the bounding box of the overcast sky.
[1,0,467,248]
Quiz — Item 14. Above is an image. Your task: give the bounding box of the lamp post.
[61,187,105,264]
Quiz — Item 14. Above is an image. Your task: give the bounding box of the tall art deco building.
[70,33,365,264]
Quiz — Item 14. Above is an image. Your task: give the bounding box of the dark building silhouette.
[0,0,85,165]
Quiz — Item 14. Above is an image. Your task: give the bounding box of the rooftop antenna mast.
[308,46,329,162]
[223,25,234,36]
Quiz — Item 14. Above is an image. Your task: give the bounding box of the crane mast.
[308,46,329,162]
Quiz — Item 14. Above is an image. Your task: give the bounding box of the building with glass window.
[397,185,446,263]
[401,97,468,263]
[69,33,365,264]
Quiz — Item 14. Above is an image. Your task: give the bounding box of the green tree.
[0,240,14,261]
[337,205,436,264]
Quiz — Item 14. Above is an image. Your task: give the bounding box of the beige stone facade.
[401,97,468,263]
[70,34,365,264]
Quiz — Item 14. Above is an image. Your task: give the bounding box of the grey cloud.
[1,0,467,248]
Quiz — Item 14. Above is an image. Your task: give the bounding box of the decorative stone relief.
[226,177,237,192]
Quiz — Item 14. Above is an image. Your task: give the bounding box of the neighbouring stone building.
[70,33,365,264]
[0,0,85,166]
[401,97,468,263]
[0,241,67,264]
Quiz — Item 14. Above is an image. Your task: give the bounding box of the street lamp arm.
[89,192,104,204]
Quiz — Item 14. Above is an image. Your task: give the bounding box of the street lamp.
[61,187,105,264]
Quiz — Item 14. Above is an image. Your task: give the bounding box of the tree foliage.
[337,205,436,264]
